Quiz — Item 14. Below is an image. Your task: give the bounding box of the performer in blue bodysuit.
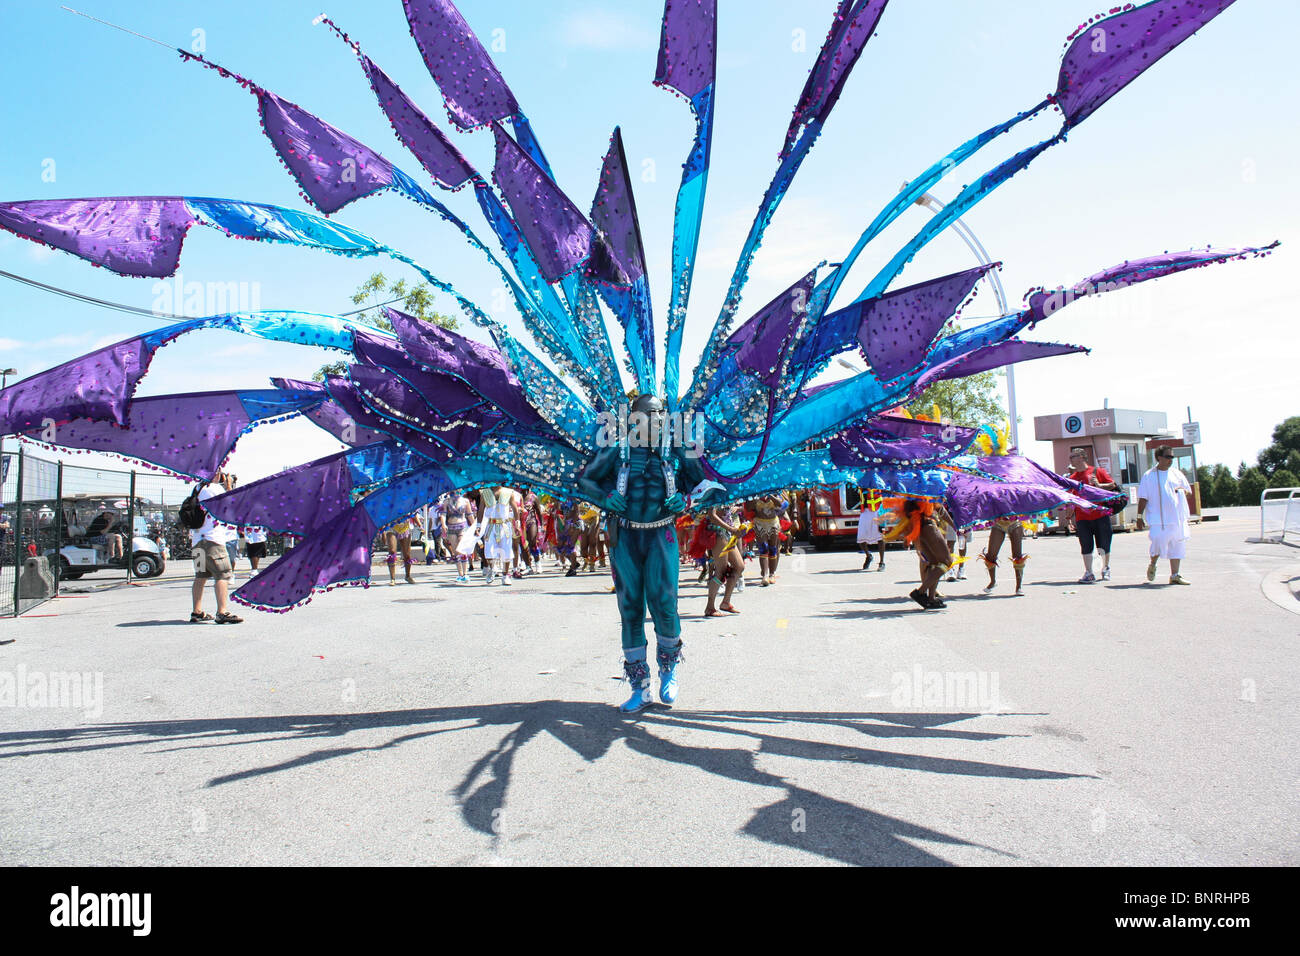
[578,394,726,713]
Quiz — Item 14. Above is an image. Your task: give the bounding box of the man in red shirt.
[1068,449,1119,582]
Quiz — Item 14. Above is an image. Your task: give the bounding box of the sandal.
[719,604,740,614]
[704,609,723,617]
[189,611,213,623]
[215,611,244,625]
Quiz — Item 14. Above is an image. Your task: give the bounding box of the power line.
[0,268,405,321]
[0,268,184,319]
[60,6,176,50]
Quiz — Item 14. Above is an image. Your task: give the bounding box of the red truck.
[803,484,894,550]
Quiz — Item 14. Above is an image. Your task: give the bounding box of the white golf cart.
[45,494,166,580]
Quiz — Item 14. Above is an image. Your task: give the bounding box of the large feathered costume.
[0,0,1272,611]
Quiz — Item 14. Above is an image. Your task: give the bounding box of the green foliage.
[1236,466,1266,506]
[1209,464,1237,509]
[1257,415,1300,476]
[1195,465,1215,505]
[1267,468,1298,490]
[312,272,458,382]
[907,371,1008,427]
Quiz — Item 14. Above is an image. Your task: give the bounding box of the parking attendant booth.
[1032,407,1183,530]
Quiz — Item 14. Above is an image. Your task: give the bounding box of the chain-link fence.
[132,469,202,566]
[1,450,21,614]
[1,449,302,614]
[0,448,233,615]
[2,448,61,614]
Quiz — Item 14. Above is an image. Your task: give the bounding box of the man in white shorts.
[1136,446,1193,586]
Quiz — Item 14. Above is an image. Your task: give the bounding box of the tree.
[312,272,458,381]
[1267,468,1298,490]
[907,370,1008,428]
[1210,464,1237,509]
[1236,466,1266,506]
[1257,415,1300,477]
[1196,465,1216,506]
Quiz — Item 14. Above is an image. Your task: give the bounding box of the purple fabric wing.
[655,0,717,99]
[351,328,486,417]
[492,124,598,282]
[356,51,477,190]
[205,447,366,536]
[0,198,195,278]
[1055,0,1238,128]
[730,272,817,389]
[347,364,491,454]
[0,334,155,432]
[22,391,280,480]
[386,308,541,426]
[1025,243,1278,321]
[586,128,647,286]
[179,51,402,215]
[945,455,1124,528]
[864,414,979,446]
[829,428,972,469]
[232,505,378,611]
[325,376,457,463]
[857,264,993,382]
[974,454,1126,510]
[403,0,519,130]
[915,341,1088,391]
[270,378,391,447]
[784,0,890,156]
[256,88,400,214]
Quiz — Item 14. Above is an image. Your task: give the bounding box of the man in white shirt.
[1136,446,1193,586]
[191,471,243,623]
[856,497,885,571]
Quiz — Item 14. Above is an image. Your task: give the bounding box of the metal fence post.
[53,461,63,595]
[12,448,22,616]
[126,469,136,583]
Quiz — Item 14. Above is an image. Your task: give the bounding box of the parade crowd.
[185,444,1196,625]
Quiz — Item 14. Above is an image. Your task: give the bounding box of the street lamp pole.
[910,190,1020,451]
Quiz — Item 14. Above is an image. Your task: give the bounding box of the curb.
[1260,564,1300,617]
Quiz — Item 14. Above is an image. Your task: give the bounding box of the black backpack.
[178,484,208,530]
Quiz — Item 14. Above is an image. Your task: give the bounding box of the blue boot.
[657,642,684,706]
[619,659,653,714]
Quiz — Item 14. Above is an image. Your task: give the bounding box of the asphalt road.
[1,508,1296,866]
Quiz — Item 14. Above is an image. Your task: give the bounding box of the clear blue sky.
[1,0,1295,480]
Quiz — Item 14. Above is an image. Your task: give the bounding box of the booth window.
[1117,443,1140,484]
